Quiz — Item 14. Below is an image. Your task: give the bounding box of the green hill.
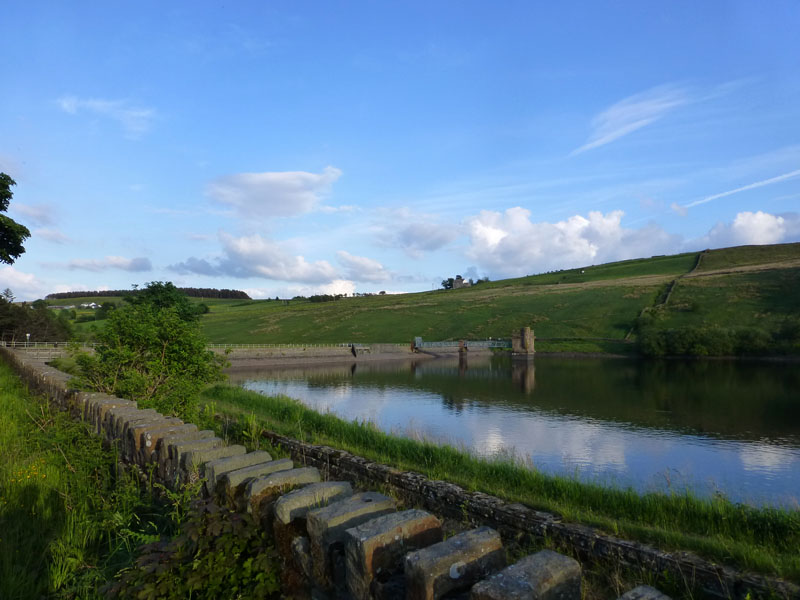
[196,242,800,356]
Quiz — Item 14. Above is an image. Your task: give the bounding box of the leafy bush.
[637,325,779,357]
[107,498,280,600]
[73,282,226,421]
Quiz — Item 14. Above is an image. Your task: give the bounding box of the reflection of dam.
[234,355,800,447]
[512,362,535,393]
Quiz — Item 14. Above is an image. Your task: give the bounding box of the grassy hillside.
[49,243,800,355]
[196,243,800,354]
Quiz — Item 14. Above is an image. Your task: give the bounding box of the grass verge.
[0,360,172,599]
[200,383,800,583]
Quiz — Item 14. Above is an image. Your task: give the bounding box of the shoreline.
[223,349,800,370]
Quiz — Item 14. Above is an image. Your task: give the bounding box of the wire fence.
[207,343,384,350]
[0,341,96,349]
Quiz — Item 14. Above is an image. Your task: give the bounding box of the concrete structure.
[453,275,472,289]
[511,326,535,357]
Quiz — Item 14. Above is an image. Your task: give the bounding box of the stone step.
[470,549,581,600]
[404,526,505,600]
[222,457,295,507]
[123,417,183,459]
[306,491,397,591]
[181,444,247,484]
[345,508,442,600]
[274,481,354,527]
[244,467,322,523]
[202,449,273,495]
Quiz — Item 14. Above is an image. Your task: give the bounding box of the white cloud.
[0,266,46,300]
[465,208,678,277]
[206,166,342,219]
[373,209,459,257]
[462,207,800,279]
[34,228,71,244]
[0,267,101,301]
[218,233,337,282]
[57,95,156,138]
[572,84,689,155]
[337,251,390,282]
[395,222,459,257]
[0,266,105,301]
[12,203,55,226]
[243,279,357,300]
[317,279,357,296]
[703,211,800,247]
[170,232,339,284]
[63,256,152,272]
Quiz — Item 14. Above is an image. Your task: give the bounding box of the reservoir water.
[229,355,800,507]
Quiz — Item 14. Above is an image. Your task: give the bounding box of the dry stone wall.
[2,346,795,600]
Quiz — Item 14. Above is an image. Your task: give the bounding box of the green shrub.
[107,498,280,600]
[73,282,226,421]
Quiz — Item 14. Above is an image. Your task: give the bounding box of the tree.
[95,301,117,320]
[0,294,72,343]
[74,282,226,420]
[1,288,13,302]
[441,278,455,290]
[0,173,31,265]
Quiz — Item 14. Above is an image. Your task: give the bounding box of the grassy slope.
[198,253,701,345]
[695,242,800,272]
[196,243,800,351]
[0,360,170,599]
[660,267,800,331]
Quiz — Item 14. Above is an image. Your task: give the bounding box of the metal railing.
[207,343,368,350]
[0,341,96,349]
[416,340,512,349]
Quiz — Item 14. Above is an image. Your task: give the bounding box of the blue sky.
[2,1,799,300]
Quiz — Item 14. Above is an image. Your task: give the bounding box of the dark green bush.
[107,498,280,600]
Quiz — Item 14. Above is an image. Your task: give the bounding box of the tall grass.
[200,384,800,581]
[0,360,170,599]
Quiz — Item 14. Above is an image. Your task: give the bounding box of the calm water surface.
[229,355,800,507]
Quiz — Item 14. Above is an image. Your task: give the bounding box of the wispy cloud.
[572,84,689,155]
[60,256,152,272]
[34,228,71,244]
[207,167,342,220]
[57,95,156,138]
[12,203,55,226]
[682,168,800,209]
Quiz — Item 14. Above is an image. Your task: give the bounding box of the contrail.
[684,168,800,209]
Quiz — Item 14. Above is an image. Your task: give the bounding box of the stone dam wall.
[2,346,797,600]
